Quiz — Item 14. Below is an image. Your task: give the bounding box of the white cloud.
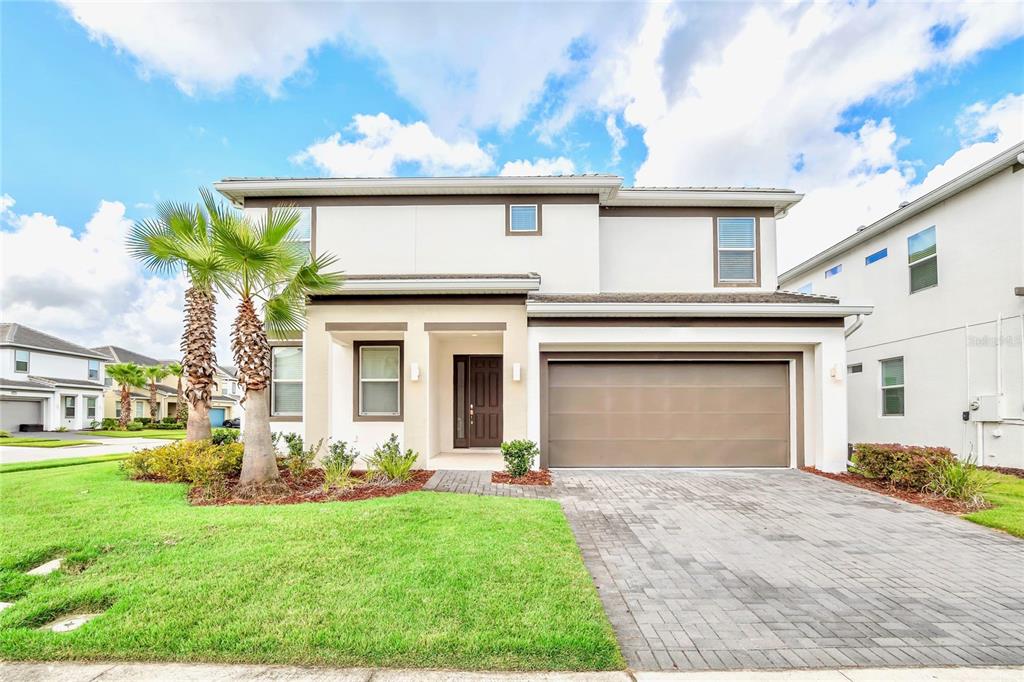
[499,157,576,177]
[0,199,235,363]
[292,113,494,177]
[605,114,626,165]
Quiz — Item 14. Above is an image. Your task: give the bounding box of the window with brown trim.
[715,217,758,284]
[505,203,542,235]
[353,341,403,421]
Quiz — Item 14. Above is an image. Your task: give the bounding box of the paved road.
[427,469,1024,672]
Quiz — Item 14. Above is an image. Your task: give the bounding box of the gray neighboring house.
[0,322,107,432]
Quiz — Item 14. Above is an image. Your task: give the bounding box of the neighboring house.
[93,345,239,425]
[0,323,106,432]
[779,142,1024,469]
[215,175,871,472]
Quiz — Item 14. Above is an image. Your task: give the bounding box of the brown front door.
[454,355,502,448]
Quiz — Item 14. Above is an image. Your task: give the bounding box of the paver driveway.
[428,469,1024,671]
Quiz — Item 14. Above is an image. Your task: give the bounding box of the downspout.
[844,314,864,338]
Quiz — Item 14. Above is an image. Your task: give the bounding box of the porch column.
[403,325,430,465]
[304,326,329,444]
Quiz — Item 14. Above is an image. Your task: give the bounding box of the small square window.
[865,248,888,265]
[508,204,539,233]
[825,264,843,278]
[847,363,863,374]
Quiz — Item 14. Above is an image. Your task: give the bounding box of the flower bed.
[189,467,435,506]
[981,465,1024,480]
[803,467,991,514]
[491,469,552,486]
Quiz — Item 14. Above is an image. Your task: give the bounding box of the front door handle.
[469,403,474,425]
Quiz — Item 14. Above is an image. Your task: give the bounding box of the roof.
[780,140,1024,283]
[214,175,803,215]
[0,323,109,360]
[217,364,238,378]
[321,273,542,297]
[28,376,104,390]
[527,291,838,305]
[128,385,178,398]
[93,345,162,366]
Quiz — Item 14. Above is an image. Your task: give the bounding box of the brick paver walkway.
[426,469,1024,671]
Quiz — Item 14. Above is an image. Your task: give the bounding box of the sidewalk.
[1,663,1020,681]
[0,438,174,465]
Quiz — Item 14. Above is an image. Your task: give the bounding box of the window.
[115,403,121,418]
[908,226,937,293]
[86,397,97,419]
[135,401,145,418]
[507,204,539,234]
[105,377,113,387]
[356,342,402,419]
[716,217,757,283]
[88,359,100,380]
[825,264,842,279]
[865,248,888,265]
[64,396,76,418]
[14,349,29,373]
[797,283,813,294]
[847,363,863,374]
[880,357,904,416]
[271,347,303,416]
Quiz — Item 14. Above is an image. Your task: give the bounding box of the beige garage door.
[547,361,790,467]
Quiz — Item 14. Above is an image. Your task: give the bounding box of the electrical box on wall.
[969,395,1005,422]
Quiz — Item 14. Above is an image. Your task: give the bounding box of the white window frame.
[88,359,100,380]
[825,264,842,279]
[908,226,937,294]
[86,396,97,419]
[289,206,313,253]
[271,346,303,417]
[63,395,76,418]
[879,356,905,417]
[508,204,539,234]
[14,349,29,373]
[716,217,757,283]
[358,344,402,417]
[135,401,146,418]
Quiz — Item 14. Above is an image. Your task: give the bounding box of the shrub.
[322,441,360,491]
[851,443,956,490]
[0,430,10,438]
[211,428,240,445]
[137,417,152,426]
[283,434,323,480]
[121,440,243,487]
[501,439,538,478]
[162,416,177,424]
[926,456,990,504]
[56,426,68,432]
[150,422,181,430]
[175,404,188,427]
[365,434,418,484]
[101,417,118,430]
[89,420,101,430]
[126,422,144,432]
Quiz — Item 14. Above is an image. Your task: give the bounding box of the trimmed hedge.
[851,443,955,490]
[122,440,243,489]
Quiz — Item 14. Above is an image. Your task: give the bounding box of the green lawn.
[0,454,130,474]
[965,471,1024,538]
[0,438,95,448]
[0,463,622,670]
[87,429,185,440]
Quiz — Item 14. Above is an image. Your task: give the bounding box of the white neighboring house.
[0,323,107,432]
[779,142,1024,469]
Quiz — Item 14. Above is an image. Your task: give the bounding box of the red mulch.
[188,468,435,506]
[491,469,552,486]
[981,465,1024,479]
[802,467,990,515]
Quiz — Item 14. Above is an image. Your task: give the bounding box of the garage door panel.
[547,361,790,468]
[0,399,43,433]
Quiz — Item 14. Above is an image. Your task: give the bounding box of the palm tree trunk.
[232,296,285,494]
[149,381,158,422]
[182,285,216,441]
[175,376,184,419]
[119,386,131,429]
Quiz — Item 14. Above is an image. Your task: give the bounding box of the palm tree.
[106,363,147,429]
[213,204,343,494]
[166,361,184,420]
[144,365,171,422]
[127,188,227,442]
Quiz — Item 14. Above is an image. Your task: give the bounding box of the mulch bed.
[491,469,552,486]
[188,468,435,506]
[981,465,1024,479]
[802,467,990,515]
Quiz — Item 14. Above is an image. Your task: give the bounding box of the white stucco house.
[215,175,870,473]
[779,141,1024,469]
[0,323,107,432]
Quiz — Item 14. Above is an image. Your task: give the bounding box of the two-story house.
[779,141,1024,469]
[215,175,871,472]
[95,345,240,426]
[0,323,107,432]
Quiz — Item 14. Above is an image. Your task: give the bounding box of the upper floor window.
[356,342,402,420]
[272,347,303,416]
[908,226,937,293]
[14,349,29,373]
[880,357,905,416]
[88,359,100,380]
[507,204,539,234]
[796,283,813,294]
[847,363,863,374]
[716,217,757,283]
[865,248,888,265]
[825,264,843,279]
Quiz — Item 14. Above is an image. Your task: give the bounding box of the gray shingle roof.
[527,291,839,304]
[0,323,109,359]
[92,345,162,366]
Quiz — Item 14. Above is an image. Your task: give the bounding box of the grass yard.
[87,429,185,440]
[0,454,130,474]
[0,462,622,670]
[0,438,95,448]
[965,471,1024,538]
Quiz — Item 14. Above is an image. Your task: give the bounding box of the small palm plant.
[166,361,185,421]
[127,188,228,441]
[144,364,171,422]
[212,204,343,495]
[106,363,147,429]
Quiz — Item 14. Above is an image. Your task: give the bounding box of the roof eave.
[605,189,803,215]
[322,276,542,296]
[526,302,873,318]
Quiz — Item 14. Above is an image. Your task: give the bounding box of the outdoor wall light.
[410,362,420,381]
[512,362,522,381]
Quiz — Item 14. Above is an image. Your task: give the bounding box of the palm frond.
[263,292,307,337]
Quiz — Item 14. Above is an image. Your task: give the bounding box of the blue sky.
[1,1,1022,354]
